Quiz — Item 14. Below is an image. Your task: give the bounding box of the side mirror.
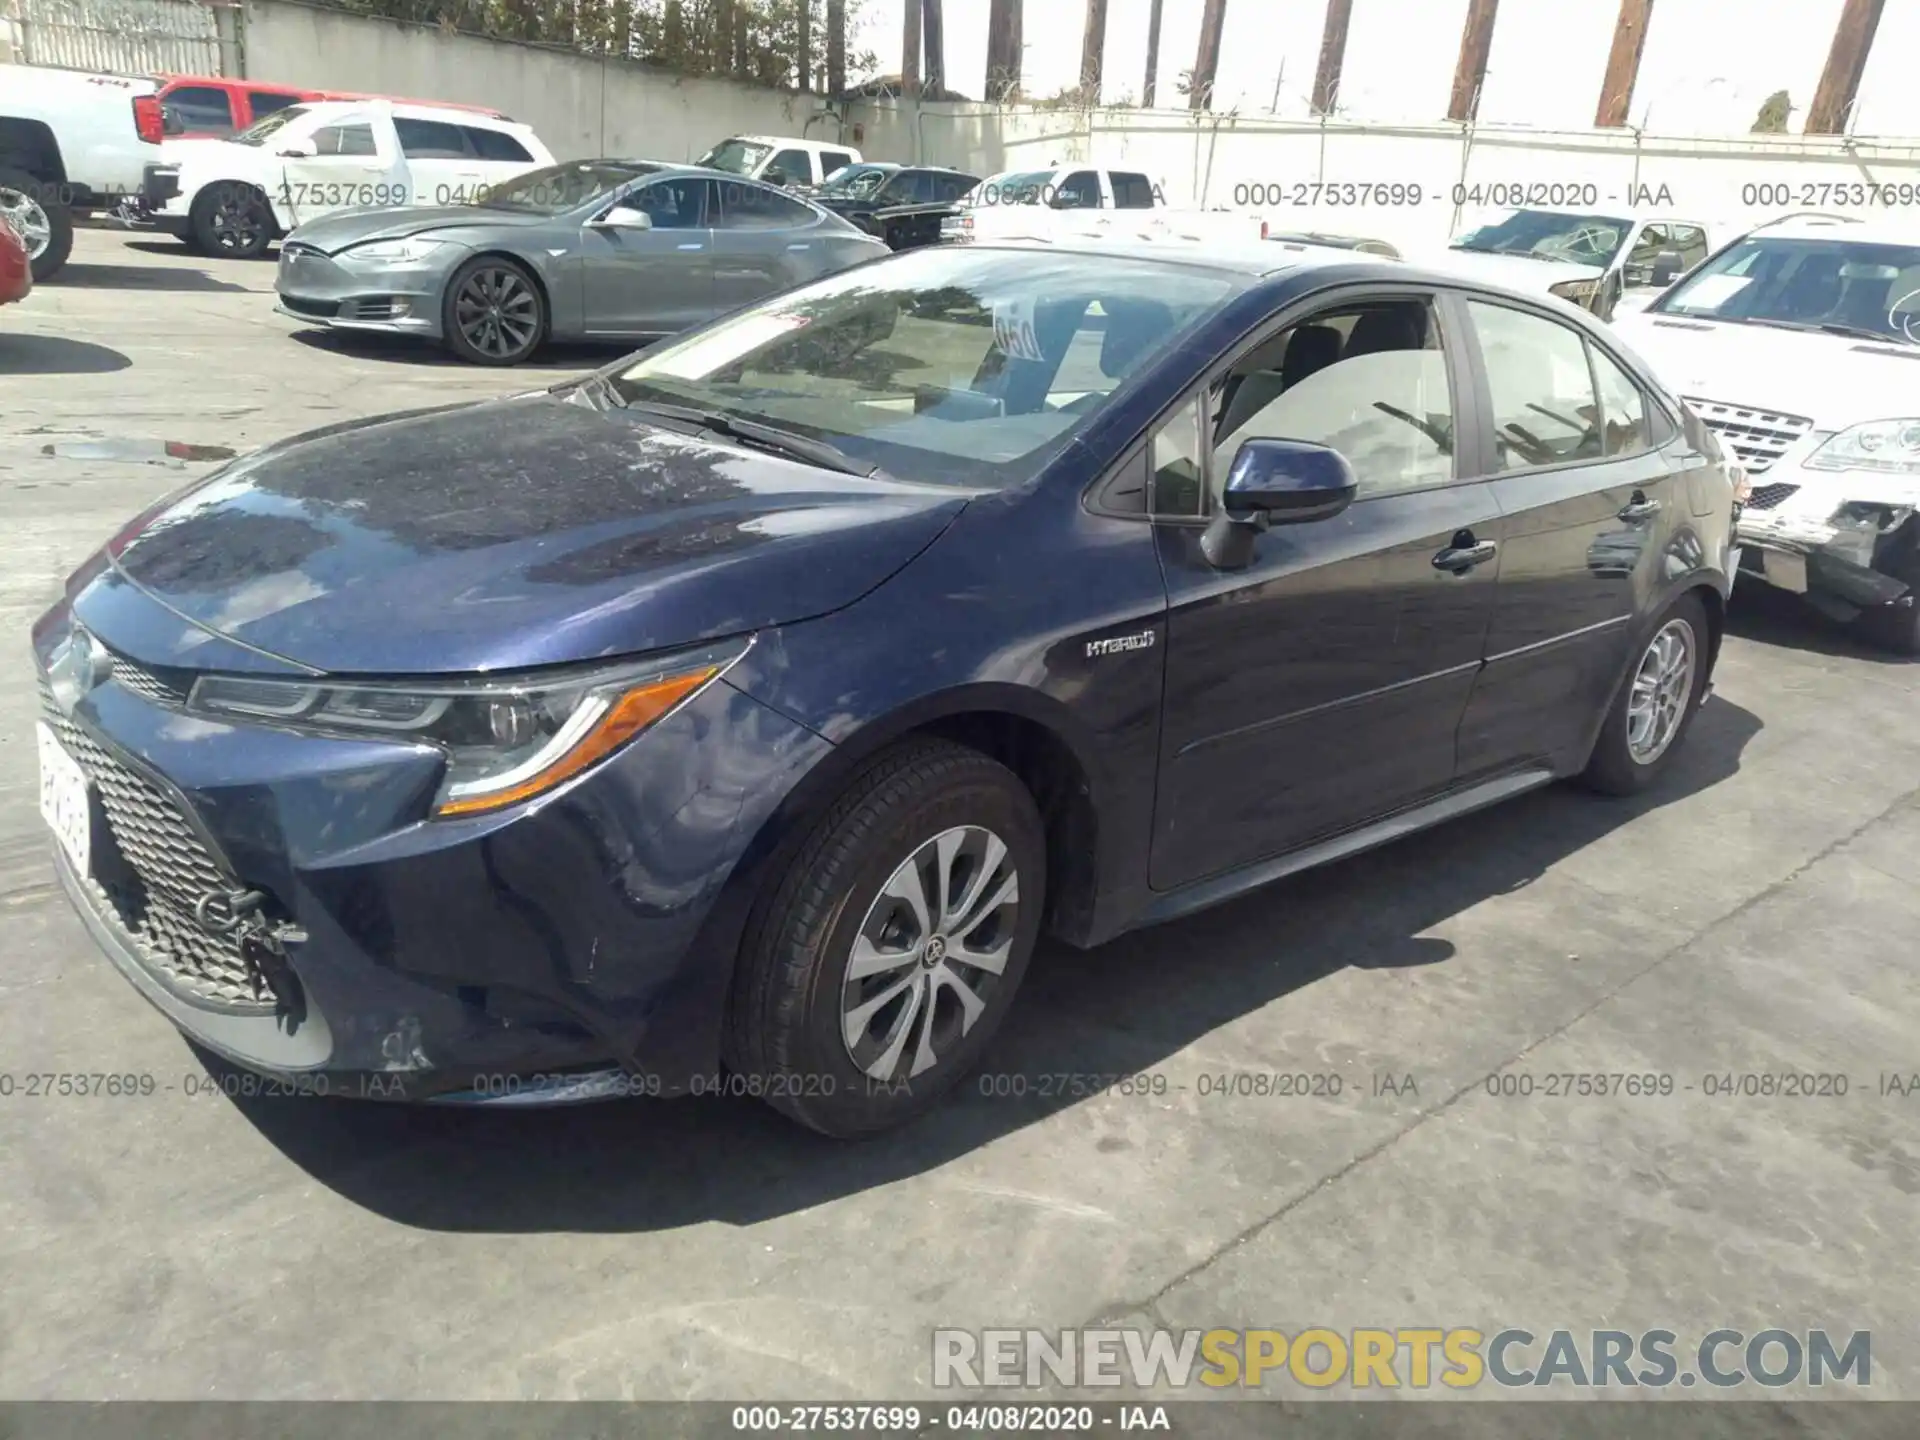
[1650,249,1687,287]
[276,141,316,158]
[161,106,186,136]
[1200,439,1358,570]
[594,205,652,230]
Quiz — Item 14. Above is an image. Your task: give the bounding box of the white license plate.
[1763,549,1809,594]
[36,722,92,878]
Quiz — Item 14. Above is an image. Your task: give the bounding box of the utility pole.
[924,0,946,94]
[1806,0,1885,134]
[797,0,811,91]
[1189,0,1225,111]
[1594,0,1655,127]
[1312,0,1352,114]
[1142,0,1163,106]
[1080,0,1109,102]
[1448,0,1499,122]
[986,0,1023,101]
[827,0,846,95]
[903,0,922,96]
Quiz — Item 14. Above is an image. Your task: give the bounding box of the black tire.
[0,167,74,282]
[725,739,1047,1138]
[440,254,547,366]
[1858,600,1920,657]
[1581,592,1711,796]
[189,181,275,259]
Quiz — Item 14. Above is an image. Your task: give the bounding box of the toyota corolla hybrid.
[35,242,1738,1136]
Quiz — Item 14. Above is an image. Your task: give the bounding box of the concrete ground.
[1,230,1917,1405]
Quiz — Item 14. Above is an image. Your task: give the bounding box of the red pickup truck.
[153,75,507,137]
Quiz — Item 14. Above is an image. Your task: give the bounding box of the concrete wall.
[240,0,861,164]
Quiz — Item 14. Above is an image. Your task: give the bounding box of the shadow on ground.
[1727,585,1915,664]
[0,335,132,375]
[45,261,252,294]
[289,327,637,372]
[216,693,1763,1234]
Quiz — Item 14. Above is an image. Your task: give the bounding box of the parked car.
[0,212,33,306]
[151,73,513,139]
[0,62,164,281]
[36,241,1736,1135]
[695,134,860,189]
[1430,208,1715,320]
[1265,229,1401,257]
[136,99,551,259]
[939,166,1263,247]
[806,162,979,250]
[1613,214,1920,653]
[275,160,889,364]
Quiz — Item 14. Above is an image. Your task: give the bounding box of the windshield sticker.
[641,313,811,380]
[992,298,1046,363]
[1674,274,1752,310]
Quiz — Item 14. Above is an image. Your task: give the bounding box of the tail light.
[1260,220,1270,239]
[132,94,164,145]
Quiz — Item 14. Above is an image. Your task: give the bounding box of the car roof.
[983,237,1382,277]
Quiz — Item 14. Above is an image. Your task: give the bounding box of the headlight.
[1549,278,1603,302]
[344,237,446,264]
[187,639,747,818]
[1829,500,1915,532]
[1805,419,1920,475]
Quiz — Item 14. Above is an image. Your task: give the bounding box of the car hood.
[104,393,970,675]
[1612,314,1920,427]
[1428,248,1603,291]
[285,205,548,254]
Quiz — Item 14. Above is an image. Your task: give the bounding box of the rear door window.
[394,118,470,159]
[1111,172,1157,209]
[1466,300,1603,469]
[466,126,534,163]
[164,85,234,133]
[717,180,816,230]
[1054,170,1103,209]
[310,121,378,157]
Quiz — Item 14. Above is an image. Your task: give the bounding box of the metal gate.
[15,0,222,75]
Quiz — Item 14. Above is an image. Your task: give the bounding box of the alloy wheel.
[840,825,1020,1083]
[1625,618,1695,764]
[209,187,267,254]
[454,266,540,360]
[0,187,51,261]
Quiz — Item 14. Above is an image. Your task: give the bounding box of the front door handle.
[1618,492,1662,522]
[1432,536,1498,574]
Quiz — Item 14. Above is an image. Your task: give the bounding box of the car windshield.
[1651,235,1920,343]
[1452,210,1633,266]
[697,138,773,175]
[468,161,658,214]
[964,171,1055,207]
[818,165,894,198]
[606,246,1244,489]
[231,106,309,146]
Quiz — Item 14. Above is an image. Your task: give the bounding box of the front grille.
[1745,481,1802,512]
[107,652,191,708]
[1683,397,1815,475]
[280,294,339,318]
[40,684,272,1012]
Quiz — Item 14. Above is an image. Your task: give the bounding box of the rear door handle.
[1618,494,1662,521]
[1432,538,1498,574]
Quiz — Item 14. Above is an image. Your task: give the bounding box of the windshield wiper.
[1729,317,1906,343]
[619,398,884,479]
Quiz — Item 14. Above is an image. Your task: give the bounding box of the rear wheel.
[725,739,1046,1138]
[0,168,73,281]
[189,181,274,259]
[441,256,546,365]
[1581,593,1710,795]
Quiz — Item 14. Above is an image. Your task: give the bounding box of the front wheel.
[189,181,275,259]
[0,168,73,281]
[1580,593,1711,795]
[725,739,1047,1138]
[441,255,546,365]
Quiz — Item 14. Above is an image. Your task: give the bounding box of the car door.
[277,105,410,228]
[708,179,830,314]
[579,174,714,336]
[1452,297,1684,778]
[1149,289,1503,892]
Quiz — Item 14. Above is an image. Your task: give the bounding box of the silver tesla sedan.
[273,160,891,365]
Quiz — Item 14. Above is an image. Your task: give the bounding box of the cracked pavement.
[1,231,1917,1404]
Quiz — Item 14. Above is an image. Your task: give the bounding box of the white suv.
[137,99,552,259]
[1613,215,1920,653]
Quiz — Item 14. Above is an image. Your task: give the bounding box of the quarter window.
[717,180,815,230]
[1590,344,1651,457]
[1150,396,1208,517]
[1466,301,1602,469]
[1111,172,1156,209]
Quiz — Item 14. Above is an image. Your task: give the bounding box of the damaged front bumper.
[1736,501,1917,621]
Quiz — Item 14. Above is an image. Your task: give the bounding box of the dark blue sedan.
[34,240,1739,1135]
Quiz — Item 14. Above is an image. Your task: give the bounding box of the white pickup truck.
[936,165,1265,246]
[1,63,163,280]
[135,98,553,258]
